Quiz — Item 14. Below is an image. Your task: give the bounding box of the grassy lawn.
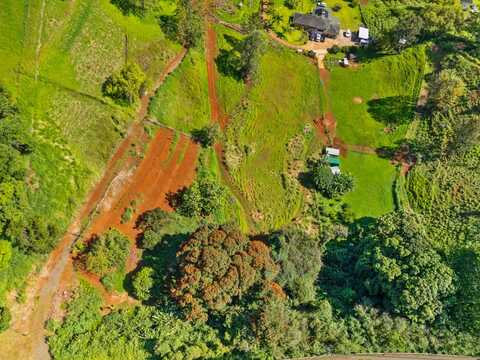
[327,46,426,148]
[342,152,396,218]
[225,42,325,231]
[324,0,362,29]
[149,48,211,134]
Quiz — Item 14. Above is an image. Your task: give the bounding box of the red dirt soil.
[0,49,189,360]
[206,24,229,129]
[82,128,199,280]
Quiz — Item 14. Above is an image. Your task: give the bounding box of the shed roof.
[359,27,369,40]
[326,147,340,156]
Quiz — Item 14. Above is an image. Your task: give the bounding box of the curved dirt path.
[0,49,187,360]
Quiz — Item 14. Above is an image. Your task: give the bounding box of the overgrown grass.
[226,42,325,231]
[342,152,396,218]
[0,0,179,304]
[149,48,211,134]
[198,148,249,232]
[215,0,261,25]
[327,46,426,148]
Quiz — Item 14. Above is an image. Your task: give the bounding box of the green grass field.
[324,0,362,29]
[327,46,425,148]
[225,42,325,231]
[149,48,211,134]
[342,152,396,218]
[0,0,179,301]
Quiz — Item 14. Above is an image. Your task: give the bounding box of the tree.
[175,0,203,48]
[0,86,17,119]
[354,212,455,323]
[132,266,155,301]
[238,31,265,81]
[177,174,226,218]
[310,160,354,198]
[171,225,280,321]
[192,124,220,147]
[271,228,323,304]
[0,240,12,270]
[85,228,130,277]
[429,69,466,113]
[102,62,146,105]
[452,244,480,334]
[0,306,11,332]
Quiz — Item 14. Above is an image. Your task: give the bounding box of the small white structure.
[358,27,369,45]
[330,166,341,175]
[342,58,350,67]
[326,147,340,156]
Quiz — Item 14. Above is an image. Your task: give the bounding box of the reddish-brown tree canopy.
[172,225,280,321]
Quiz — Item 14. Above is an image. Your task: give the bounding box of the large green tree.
[354,212,455,323]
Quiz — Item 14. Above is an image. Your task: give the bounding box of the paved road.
[292,354,479,360]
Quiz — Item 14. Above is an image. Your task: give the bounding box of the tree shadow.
[367,95,415,126]
[215,34,243,80]
[110,0,141,15]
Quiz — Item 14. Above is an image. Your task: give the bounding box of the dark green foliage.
[0,305,11,332]
[48,282,227,359]
[102,62,146,105]
[451,243,480,334]
[160,0,203,48]
[270,228,323,304]
[132,266,155,301]
[238,31,265,81]
[0,240,12,270]
[172,225,280,321]
[177,173,227,218]
[137,208,198,250]
[84,228,130,277]
[355,212,455,323]
[310,160,354,198]
[192,124,220,147]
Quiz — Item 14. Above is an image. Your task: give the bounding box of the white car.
[344,29,352,38]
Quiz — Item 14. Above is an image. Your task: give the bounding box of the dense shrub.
[84,228,130,277]
[310,160,354,198]
[177,174,226,218]
[270,228,323,304]
[192,124,220,147]
[102,62,146,105]
[0,306,11,332]
[132,266,155,301]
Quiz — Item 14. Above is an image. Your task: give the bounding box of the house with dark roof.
[292,11,340,38]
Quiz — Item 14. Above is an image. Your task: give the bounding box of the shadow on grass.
[367,95,415,126]
[215,34,243,80]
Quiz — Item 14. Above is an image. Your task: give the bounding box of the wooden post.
[124,33,129,65]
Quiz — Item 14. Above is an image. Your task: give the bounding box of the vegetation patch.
[225,42,325,231]
[149,48,211,134]
[342,152,396,218]
[327,46,426,148]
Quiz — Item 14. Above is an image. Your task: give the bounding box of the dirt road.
[0,49,187,360]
